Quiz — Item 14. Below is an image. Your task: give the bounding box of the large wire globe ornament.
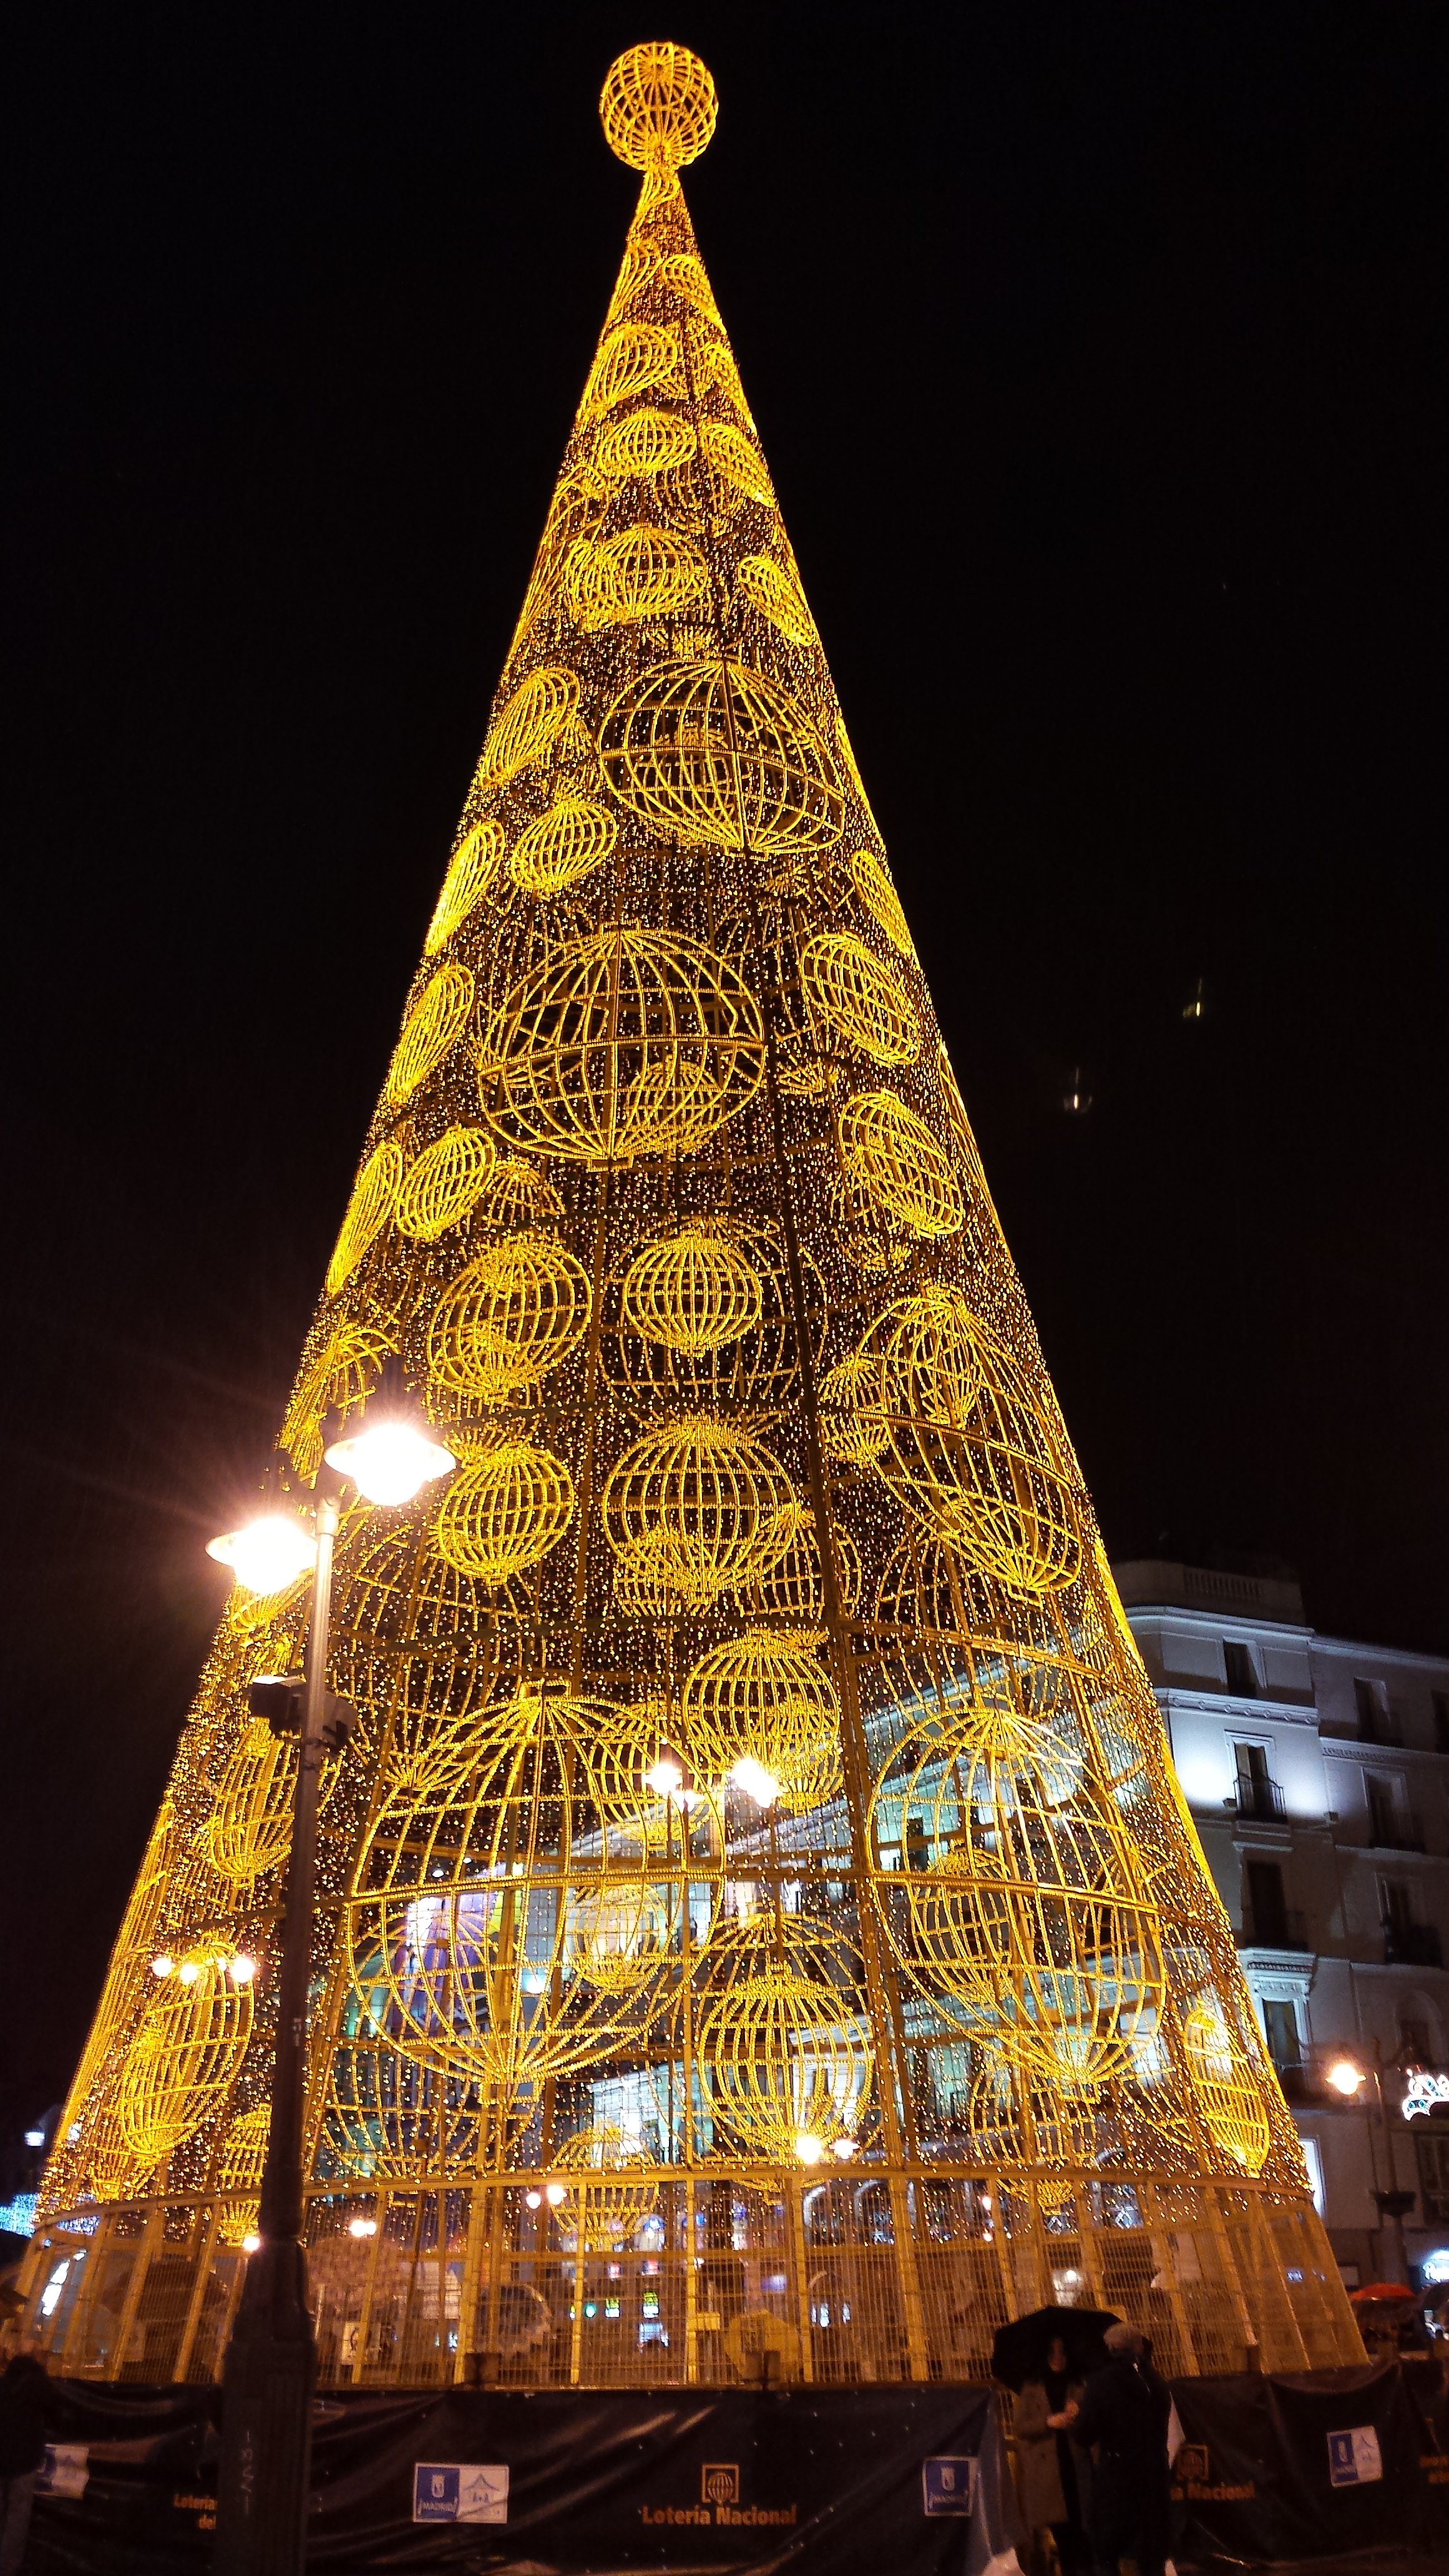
[1181,1999,1273,2176]
[681,1627,843,1812]
[102,1947,255,2187]
[598,659,844,857]
[600,42,718,173]
[693,1961,871,2162]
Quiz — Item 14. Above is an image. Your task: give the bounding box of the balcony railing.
[1231,1776,1287,1822]
[1383,1922,1443,1968]
[1239,1906,1311,1951]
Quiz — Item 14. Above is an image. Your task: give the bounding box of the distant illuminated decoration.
[1403,2072,1449,2121]
[36,36,1357,2394]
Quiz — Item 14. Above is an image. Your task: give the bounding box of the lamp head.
[323,1370,455,1505]
[207,1513,316,1597]
[1329,2057,1366,2096]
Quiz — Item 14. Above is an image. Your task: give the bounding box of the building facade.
[1118,1559,1449,2288]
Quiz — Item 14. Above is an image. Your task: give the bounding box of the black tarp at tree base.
[27,2383,1023,2575]
[1169,2358,1449,2569]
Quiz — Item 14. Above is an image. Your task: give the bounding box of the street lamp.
[212,1391,453,2576]
[1324,2051,1415,2285]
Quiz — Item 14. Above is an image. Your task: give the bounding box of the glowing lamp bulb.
[831,2137,857,2162]
[1329,2059,1365,2096]
[545,2182,568,2208]
[645,1753,685,1798]
[525,2190,543,2210]
[731,1755,780,1808]
[348,2217,378,2239]
[242,2233,261,2255]
[24,2130,46,2149]
[794,2134,826,2167]
[324,1418,455,1507]
[150,1954,173,1979]
[230,1956,256,1984]
[178,1961,200,1986]
[208,1515,316,1598]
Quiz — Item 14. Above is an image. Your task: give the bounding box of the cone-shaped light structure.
[32,42,1360,2384]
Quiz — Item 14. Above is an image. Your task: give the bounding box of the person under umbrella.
[993,2306,1116,2576]
[1062,2320,1173,2576]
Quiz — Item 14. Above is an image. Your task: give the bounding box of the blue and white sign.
[412,2462,509,2523]
[922,2455,977,2516]
[1327,2427,1382,2488]
[37,2444,89,2500]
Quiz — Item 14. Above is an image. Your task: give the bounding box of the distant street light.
[212,1392,453,2576]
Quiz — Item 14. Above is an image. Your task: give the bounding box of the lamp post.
[211,1395,453,2576]
[1327,2046,1415,2286]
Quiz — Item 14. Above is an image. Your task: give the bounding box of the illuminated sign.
[1402,2072,1449,2121]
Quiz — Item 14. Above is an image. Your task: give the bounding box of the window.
[1299,2135,1325,2217]
[1246,1859,1289,1945]
[1236,1742,1270,1784]
[1380,1879,1414,1934]
[1366,1775,1400,1847]
[1355,1677,1389,1743]
[1417,2132,1449,2224]
[1262,1999,1299,2071]
[1398,2018,1432,2066]
[1234,1741,1281,1820]
[1433,1692,1449,1755]
[1224,1641,1258,1695]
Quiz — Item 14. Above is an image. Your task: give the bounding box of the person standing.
[1013,2331,1092,2576]
[0,2334,49,2576]
[1063,2320,1172,2576]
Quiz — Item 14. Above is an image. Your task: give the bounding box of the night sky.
[2,3,1444,2161]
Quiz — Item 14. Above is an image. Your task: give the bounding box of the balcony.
[1239,1905,1311,1953]
[1367,1828,1427,1854]
[1383,1923,1443,1968]
[1231,1776,1287,1823]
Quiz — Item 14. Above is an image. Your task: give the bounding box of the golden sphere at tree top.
[38,37,1357,2395]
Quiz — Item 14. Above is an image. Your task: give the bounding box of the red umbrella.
[1349,2282,1417,2305]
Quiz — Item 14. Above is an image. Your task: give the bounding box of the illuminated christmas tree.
[30,42,1360,2386]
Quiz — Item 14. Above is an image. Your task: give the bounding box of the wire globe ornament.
[801,931,921,1068]
[432,1437,576,1584]
[693,1960,871,2162]
[349,1687,680,2098]
[507,795,619,895]
[547,2124,661,2251]
[837,1090,964,1242]
[478,923,766,1165]
[598,658,845,856]
[737,552,814,647]
[281,1315,393,1478]
[103,1946,255,2187]
[1182,2000,1273,2176]
[582,323,683,419]
[479,665,579,787]
[426,820,507,954]
[394,1126,497,1241]
[869,1707,1164,2093]
[329,1522,521,1788]
[593,407,698,482]
[214,2099,269,2243]
[320,2043,479,2182]
[681,1628,842,1811]
[850,848,917,962]
[964,2063,1098,2204]
[203,1713,342,1884]
[602,1412,800,1614]
[854,1287,1083,1595]
[427,1232,593,1401]
[565,525,710,630]
[610,1217,822,1418]
[325,1141,404,1295]
[384,964,476,1109]
[600,42,718,173]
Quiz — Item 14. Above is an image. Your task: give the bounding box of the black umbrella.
[991,2303,1120,2392]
